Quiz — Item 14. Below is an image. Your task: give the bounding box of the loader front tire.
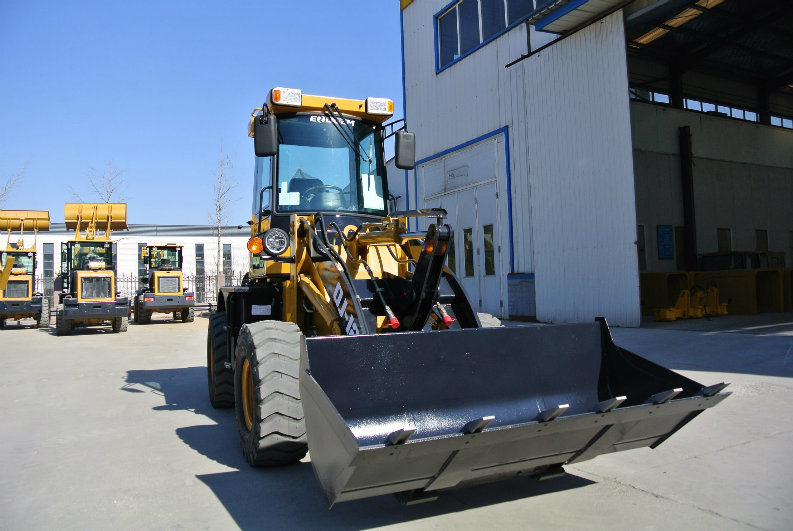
[234,320,307,467]
[181,307,194,323]
[55,306,72,336]
[37,298,50,328]
[112,315,128,333]
[137,305,152,324]
[207,311,234,408]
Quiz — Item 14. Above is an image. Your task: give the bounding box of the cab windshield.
[148,247,181,270]
[71,243,113,271]
[1,252,34,275]
[274,114,387,216]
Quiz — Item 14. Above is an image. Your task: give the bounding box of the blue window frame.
[436,0,538,72]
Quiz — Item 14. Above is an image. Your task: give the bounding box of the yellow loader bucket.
[64,203,128,231]
[299,320,729,505]
[0,210,50,232]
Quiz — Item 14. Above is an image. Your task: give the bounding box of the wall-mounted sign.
[657,225,674,260]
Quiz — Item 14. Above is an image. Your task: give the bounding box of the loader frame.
[55,203,129,334]
[207,88,730,507]
[0,210,50,328]
[133,244,195,323]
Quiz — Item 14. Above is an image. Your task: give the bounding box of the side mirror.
[395,130,415,170]
[253,113,278,157]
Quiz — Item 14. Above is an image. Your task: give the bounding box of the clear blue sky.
[0,1,404,225]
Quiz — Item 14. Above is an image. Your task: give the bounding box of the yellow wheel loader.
[55,203,129,335]
[207,87,730,506]
[0,210,51,328]
[133,244,195,324]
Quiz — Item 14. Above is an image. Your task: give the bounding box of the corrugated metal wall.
[516,13,640,326]
[402,4,641,325]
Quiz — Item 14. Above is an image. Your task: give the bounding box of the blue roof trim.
[535,0,590,30]
[413,127,515,274]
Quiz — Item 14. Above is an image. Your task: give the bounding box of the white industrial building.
[392,0,793,325]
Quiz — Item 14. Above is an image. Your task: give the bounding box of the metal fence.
[34,272,248,308]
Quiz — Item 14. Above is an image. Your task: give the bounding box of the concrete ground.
[0,312,791,530]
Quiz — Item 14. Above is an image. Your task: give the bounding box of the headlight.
[263,228,289,256]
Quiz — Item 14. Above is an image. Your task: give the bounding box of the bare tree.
[0,165,24,205]
[212,144,236,289]
[86,162,126,202]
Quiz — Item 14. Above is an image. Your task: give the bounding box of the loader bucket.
[299,320,729,506]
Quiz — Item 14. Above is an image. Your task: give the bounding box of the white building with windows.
[25,224,249,303]
[393,0,793,324]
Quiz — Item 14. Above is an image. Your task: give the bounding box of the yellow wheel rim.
[241,358,254,431]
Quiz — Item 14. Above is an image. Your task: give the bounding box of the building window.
[137,243,147,277]
[438,8,459,68]
[755,229,768,252]
[482,0,506,40]
[223,244,232,275]
[459,0,480,55]
[436,0,537,71]
[507,0,534,25]
[195,244,205,275]
[483,224,495,275]
[717,228,731,253]
[463,228,475,277]
[43,243,54,296]
[195,243,205,304]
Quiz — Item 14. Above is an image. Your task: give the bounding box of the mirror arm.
[258,185,273,229]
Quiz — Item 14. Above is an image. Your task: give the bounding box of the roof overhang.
[531,0,631,33]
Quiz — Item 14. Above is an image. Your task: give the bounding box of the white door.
[419,135,506,318]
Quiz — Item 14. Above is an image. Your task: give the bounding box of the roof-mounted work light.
[271,87,302,107]
[365,97,394,116]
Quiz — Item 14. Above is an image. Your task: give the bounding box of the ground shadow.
[197,468,593,529]
[123,366,594,525]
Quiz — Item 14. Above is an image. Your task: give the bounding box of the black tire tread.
[55,306,71,336]
[37,298,50,328]
[235,320,307,467]
[181,306,195,323]
[207,311,234,408]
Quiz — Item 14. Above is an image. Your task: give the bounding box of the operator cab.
[145,245,183,272]
[0,251,35,275]
[250,87,415,226]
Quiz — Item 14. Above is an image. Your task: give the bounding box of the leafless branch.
[0,165,25,205]
[87,162,126,203]
[212,144,237,280]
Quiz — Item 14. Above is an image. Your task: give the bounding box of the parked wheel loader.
[55,203,129,335]
[133,244,195,324]
[207,87,730,506]
[0,210,51,328]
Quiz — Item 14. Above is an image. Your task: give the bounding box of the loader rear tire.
[37,298,50,328]
[477,312,503,328]
[234,320,307,467]
[181,307,194,323]
[207,311,234,408]
[55,307,72,336]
